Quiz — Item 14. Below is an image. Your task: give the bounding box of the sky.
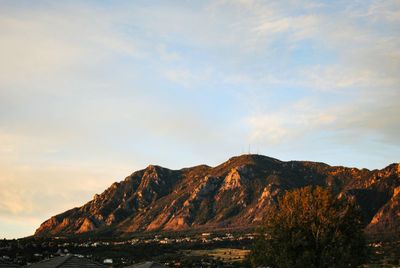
[0,0,399,239]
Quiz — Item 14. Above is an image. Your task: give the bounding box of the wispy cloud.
[163,68,198,88]
[247,99,337,145]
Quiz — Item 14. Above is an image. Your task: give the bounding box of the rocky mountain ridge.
[35,154,400,237]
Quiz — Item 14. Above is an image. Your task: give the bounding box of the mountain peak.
[144,164,169,173]
[227,154,281,163]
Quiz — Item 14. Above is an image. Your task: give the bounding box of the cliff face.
[35,155,400,237]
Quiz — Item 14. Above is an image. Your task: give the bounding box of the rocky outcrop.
[34,155,399,237]
[366,186,400,234]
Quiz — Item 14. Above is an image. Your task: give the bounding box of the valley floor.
[1,231,399,267]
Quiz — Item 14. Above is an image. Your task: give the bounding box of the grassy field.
[182,248,250,263]
[180,241,400,267]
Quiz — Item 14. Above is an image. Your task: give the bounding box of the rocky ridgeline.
[35,154,400,237]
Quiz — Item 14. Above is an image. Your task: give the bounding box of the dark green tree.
[247,186,367,268]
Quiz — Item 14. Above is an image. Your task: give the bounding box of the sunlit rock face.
[35,155,399,237]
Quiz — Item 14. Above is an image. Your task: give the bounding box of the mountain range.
[35,154,400,237]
